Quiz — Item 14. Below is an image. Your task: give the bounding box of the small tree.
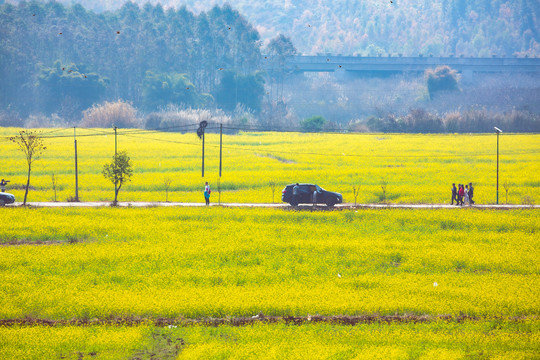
[503,179,511,205]
[352,185,361,207]
[102,150,133,204]
[380,179,387,203]
[9,130,47,205]
[51,173,58,202]
[163,177,172,202]
[269,181,276,203]
[217,177,222,205]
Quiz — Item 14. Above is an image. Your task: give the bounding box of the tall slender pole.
[496,131,499,205]
[219,123,223,178]
[74,127,79,201]
[219,124,222,206]
[202,131,205,178]
[114,126,118,201]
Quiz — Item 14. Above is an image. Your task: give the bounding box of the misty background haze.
[1,0,539,132]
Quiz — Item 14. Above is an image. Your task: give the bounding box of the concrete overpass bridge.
[262,55,540,81]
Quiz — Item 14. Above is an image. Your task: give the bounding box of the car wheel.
[290,200,298,207]
[0,199,5,206]
[326,199,335,207]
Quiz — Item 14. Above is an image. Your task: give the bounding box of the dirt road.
[7,202,539,209]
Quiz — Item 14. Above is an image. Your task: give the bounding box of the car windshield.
[316,185,323,192]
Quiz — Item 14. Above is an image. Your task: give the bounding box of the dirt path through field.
[1,314,532,328]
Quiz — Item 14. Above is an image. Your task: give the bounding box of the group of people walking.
[452,182,474,206]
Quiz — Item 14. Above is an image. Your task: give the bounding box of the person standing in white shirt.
[204,182,211,205]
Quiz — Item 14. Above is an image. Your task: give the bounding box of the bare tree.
[503,179,511,205]
[380,179,388,203]
[269,181,276,203]
[163,177,172,202]
[352,185,361,207]
[9,130,46,205]
[217,177,222,205]
[51,173,58,202]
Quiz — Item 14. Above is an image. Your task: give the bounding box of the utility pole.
[197,121,208,177]
[494,127,502,204]
[202,131,205,178]
[114,126,118,200]
[219,123,223,177]
[219,123,223,205]
[74,127,79,201]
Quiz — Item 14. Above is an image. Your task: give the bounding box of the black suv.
[0,192,15,206]
[282,183,343,207]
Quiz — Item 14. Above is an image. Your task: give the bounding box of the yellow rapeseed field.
[1,320,538,359]
[2,128,539,358]
[2,128,539,204]
[1,207,538,319]
[0,325,146,359]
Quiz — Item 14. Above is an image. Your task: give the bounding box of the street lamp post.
[494,127,503,204]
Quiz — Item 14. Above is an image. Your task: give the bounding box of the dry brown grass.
[80,100,140,128]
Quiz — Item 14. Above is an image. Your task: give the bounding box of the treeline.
[1,1,539,133]
[0,1,263,119]
[25,0,540,57]
[359,109,540,133]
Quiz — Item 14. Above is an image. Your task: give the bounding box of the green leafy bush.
[300,115,327,132]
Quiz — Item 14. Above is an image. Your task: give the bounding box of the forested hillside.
[7,0,539,56]
[0,2,262,118]
[1,1,539,132]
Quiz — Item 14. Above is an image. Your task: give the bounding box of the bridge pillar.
[334,67,348,82]
[461,70,474,84]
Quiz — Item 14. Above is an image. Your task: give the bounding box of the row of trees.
[0,2,275,119]
[15,96,537,135]
[362,108,540,133]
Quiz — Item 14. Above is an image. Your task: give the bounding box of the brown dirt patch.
[0,314,520,328]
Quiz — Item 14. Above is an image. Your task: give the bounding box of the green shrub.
[425,66,460,99]
[300,115,327,132]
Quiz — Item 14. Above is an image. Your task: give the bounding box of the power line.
[5,122,540,139]
[117,123,200,135]
[40,132,110,139]
[40,127,72,135]
[4,127,538,160]
[120,132,201,148]
[121,130,537,159]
